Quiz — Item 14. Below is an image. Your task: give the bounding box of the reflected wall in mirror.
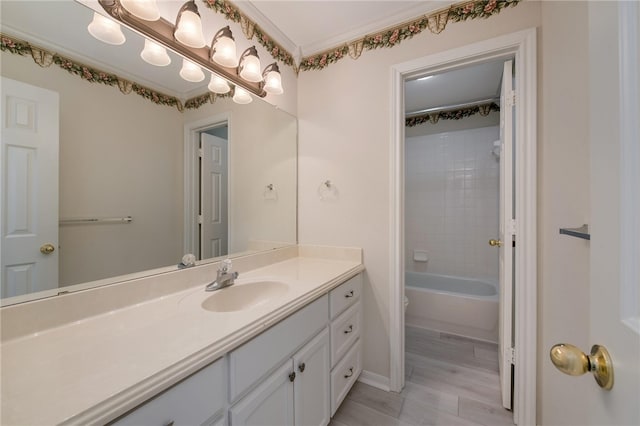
[0,3,297,306]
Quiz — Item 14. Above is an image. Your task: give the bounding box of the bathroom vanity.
[0,246,364,425]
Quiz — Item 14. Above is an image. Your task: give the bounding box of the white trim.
[357,370,391,392]
[618,1,640,334]
[183,113,232,258]
[389,28,537,425]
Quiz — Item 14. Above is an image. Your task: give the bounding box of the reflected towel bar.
[59,216,133,225]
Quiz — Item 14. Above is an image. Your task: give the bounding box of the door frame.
[389,28,537,425]
[184,113,232,258]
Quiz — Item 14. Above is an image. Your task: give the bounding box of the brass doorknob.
[40,243,55,255]
[549,343,614,390]
[488,239,503,247]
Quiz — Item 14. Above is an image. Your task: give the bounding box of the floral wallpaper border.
[405,102,500,127]
[299,0,521,72]
[201,0,521,73]
[0,34,230,112]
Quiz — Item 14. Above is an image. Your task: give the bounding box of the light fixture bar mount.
[97,0,266,98]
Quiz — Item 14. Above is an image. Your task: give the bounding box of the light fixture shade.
[174,0,206,48]
[88,12,126,45]
[179,59,204,82]
[210,26,238,68]
[208,73,231,94]
[121,0,160,21]
[232,86,253,104]
[141,39,171,66]
[238,47,262,83]
[262,63,283,95]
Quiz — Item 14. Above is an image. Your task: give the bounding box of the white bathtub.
[405,271,499,343]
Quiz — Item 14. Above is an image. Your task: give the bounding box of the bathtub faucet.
[206,259,239,291]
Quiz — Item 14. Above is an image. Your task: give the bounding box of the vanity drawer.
[330,301,361,367]
[229,295,328,402]
[330,338,362,416]
[329,274,362,319]
[113,357,226,426]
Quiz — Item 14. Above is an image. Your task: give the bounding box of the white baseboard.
[357,370,391,392]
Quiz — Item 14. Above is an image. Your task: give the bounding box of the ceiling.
[1,0,505,111]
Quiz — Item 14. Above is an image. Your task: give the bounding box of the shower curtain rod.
[405,97,500,118]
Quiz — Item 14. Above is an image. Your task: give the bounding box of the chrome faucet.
[206,259,239,292]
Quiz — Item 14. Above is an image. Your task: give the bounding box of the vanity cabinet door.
[293,328,330,426]
[229,361,294,426]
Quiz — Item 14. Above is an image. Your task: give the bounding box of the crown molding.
[232,1,301,64]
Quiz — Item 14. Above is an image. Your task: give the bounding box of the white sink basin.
[201,280,289,312]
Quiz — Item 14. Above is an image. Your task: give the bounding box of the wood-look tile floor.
[329,326,514,426]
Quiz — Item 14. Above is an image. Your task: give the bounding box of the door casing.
[389,28,537,425]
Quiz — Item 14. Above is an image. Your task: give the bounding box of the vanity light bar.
[97,0,267,98]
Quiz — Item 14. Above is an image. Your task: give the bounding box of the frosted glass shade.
[179,59,204,82]
[232,87,252,104]
[121,0,160,21]
[141,39,171,66]
[208,73,231,94]
[211,32,238,67]
[87,12,125,45]
[263,69,283,95]
[174,2,206,48]
[238,48,262,83]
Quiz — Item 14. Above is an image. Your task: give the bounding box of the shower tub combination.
[405,271,499,343]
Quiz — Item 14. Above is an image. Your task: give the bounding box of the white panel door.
[1,77,59,298]
[587,1,640,423]
[200,133,228,260]
[498,60,515,411]
[293,328,330,426]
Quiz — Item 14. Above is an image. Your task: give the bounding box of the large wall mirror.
[0,1,297,306]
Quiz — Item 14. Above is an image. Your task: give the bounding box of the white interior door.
[498,60,515,411]
[200,133,228,259]
[587,1,640,423]
[1,77,59,299]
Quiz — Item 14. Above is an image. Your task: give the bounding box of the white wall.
[297,1,541,382]
[405,125,499,282]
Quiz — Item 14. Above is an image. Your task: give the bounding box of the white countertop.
[0,254,363,425]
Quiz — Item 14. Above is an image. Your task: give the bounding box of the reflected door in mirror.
[200,132,228,259]
[1,78,59,298]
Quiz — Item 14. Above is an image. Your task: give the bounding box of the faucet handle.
[221,258,232,272]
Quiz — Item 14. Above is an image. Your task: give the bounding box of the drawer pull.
[164,422,174,426]
[289,372,296,382]
[298,362,306,373]
[345,290,354,298]
[344,325,353,334]
[344,367,354,379]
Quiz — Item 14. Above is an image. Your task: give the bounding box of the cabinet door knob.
[344,367,354,379]
[298,363,306,373]
[343,325,353,334]
[289,372,296,382]
[345,290,354,298]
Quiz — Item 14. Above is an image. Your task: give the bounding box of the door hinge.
[197,215,203,224]
[508,91,516,107]
[198,148,204,158]
[506,347,516,364]
[508,219,517,235]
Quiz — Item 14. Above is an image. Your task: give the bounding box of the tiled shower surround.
[405,126,500,282]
